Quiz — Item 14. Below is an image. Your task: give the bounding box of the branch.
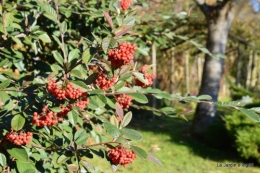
[194,0,210,15]
[54,0,67,63]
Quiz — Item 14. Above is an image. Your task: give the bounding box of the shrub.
[223,110,260,163]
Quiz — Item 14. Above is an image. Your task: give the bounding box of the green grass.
[90,117,260,173]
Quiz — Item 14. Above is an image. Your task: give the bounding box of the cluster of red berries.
[95,71,117,90]
[135,65,155,88]
[108,42,136,67]
[6,131,33,146]
[120,0,133,10]
[32,106,62,127]
[108,147,137,167]
[71,98,90,110]
[47,79,84,100]
[57,105,71,117]
[115,94,133,109]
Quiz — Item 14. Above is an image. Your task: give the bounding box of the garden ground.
[91,115,260,173]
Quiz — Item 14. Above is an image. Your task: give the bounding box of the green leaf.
[16,161,36,173]
[80,160,94,172]
[198,95,212,100]
[12,36,23,47]
[104,122,120,137]
[250,107,260,113]
[120,128,143,141]
[0,153,6,167]
[52,51,64,66]
[7,147,28,162]
[116,86,134,93]
[147,153,163,166]
[240,109,260,122]
[102,37,117,53]
[51,64,63,72]
[74,129,85,140]
[0,79,11,90]
[160,107,175,112]
[0,59,9,67]
[216,101,246,107]
[5,13,14,27]
[57,155,70,165]
[70,81,88,92]
[68,49,80,62]
[75,135,88,146]
[82,48,91,65]
[110,115,119,128]
[50,107,62,113]
[42,4,57,22]
[11,114,25,131]
[122,16,135,26]
[68,110,78,126]
[128,93,148,104]
[38,33,52,43]
[133,72,148,85]
[130,145,147,159]
[120,111,132,128]
[61,21,67,34]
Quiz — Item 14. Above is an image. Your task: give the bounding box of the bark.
[192,0,247,134]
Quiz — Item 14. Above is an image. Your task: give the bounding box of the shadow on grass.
[128,113,252,164]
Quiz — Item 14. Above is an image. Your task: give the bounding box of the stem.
[54,0,67,63]
[2,0,7,36]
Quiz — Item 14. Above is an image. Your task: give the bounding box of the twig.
[54,0,67,63]
[2,0,7,36]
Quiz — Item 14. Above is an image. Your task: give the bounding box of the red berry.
[115,94,133,109]
[108,147,136,167]
[120,0,133,10]
[108,42,136,67]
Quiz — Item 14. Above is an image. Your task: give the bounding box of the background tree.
[192,0,248,134]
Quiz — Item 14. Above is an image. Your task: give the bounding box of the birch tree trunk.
[192,0,247,134]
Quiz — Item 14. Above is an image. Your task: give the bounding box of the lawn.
[90,116,260,173]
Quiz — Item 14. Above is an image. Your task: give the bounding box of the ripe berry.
[46,79,84,100]
[95,70,117,90]
[108,42,136,67]
[120,0,133,10]
[115,94,133,109]
[135,65,155,88]
[6,131,33,146]
[108,147,136,167]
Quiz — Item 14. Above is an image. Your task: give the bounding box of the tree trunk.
[192,0,246,134]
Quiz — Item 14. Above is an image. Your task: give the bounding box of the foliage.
[223,109,260,163]
[0,0,218,172]
[0,0,259,172]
